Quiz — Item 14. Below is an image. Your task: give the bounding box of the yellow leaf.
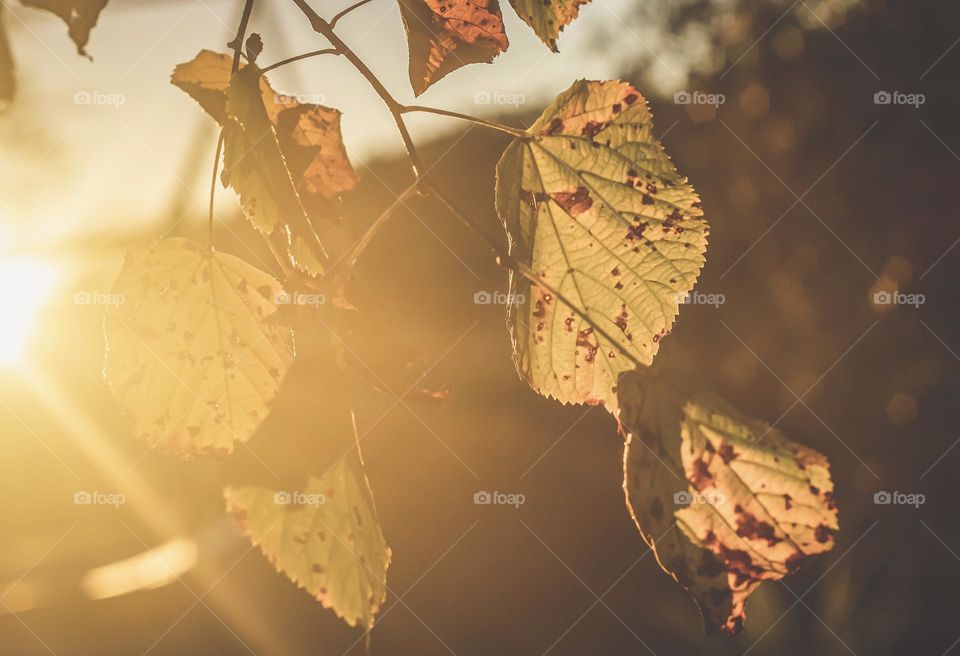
[225,457,391,629]
[104,238,293,456]
[507,0,590,51]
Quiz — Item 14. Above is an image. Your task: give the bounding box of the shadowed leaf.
[20,0,108,56]
[0,3,13,111]
[398,0,508,96]
[495,80,707,411]
[225,456,391,629]
[506,0,590,51]
[619,359,839,634]
[104,238,293,456]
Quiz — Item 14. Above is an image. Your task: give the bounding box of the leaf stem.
[206,133,225,250]
[400,105,528,138]
[261,47,339,73]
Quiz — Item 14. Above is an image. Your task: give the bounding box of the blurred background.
[0,0,958,654]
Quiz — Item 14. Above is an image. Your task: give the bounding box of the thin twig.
[400,105,528,138]
[330,0,377,28]
[261,47,339,73]
[206,133,224,250]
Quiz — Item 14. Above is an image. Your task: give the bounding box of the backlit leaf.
[619,361,839,633]
[20,0,108,56]
[398,0,509,96]
[225,456,391,629]
[495,80,707,410]
[171,50,358,275]
[104,238,293,456]
[506,0,590,51]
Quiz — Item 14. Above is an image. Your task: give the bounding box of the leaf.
[495,80,707,410]
[171,50,358,275]
[398,0,509,96]
[224,456,391,629]
[0,3,14,111]
[506,0,590,51]
[103,238,294,456]
[19,0,108,56]
[619,361,839,634]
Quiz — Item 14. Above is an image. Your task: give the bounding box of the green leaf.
[506,0,590,51]
[103,238,294,456]
[619,360,839,634]
[398,0,509,96]
[495,80,707,410]
[225,457,391,629]
[171,50,358,275]
[19,0,108,56]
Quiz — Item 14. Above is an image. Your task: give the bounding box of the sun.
[0,257,59,366]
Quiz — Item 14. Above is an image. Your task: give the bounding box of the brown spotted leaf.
[225,456,391,629]
[495,80,707,411]
[398,0,508,96]
[619,359,839,634]
[20,0,108,56]
[507,0,590,51]
[171,50,358,275]
[103,238,293,456]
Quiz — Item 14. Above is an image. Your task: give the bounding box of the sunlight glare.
[0,257,59,366]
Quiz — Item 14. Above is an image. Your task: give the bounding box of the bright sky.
[0,0,678,243]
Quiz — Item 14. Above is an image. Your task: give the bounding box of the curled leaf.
[20,0,108,56]
[398,0,509,95]
[225,457,391,629]
[495,80,707,410]
[619,361,839,633]
[103,238,293,456]
[506,0,590,51]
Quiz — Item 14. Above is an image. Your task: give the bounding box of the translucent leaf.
[225,457,391,629]
[506,0,590,51]
[619,362,839,634]
[20,0,108,56]
[103,238,293,456]
[495,80,707,410]
[171,50,358,274]
[398,0,509,96]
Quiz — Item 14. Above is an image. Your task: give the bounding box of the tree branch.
[261,47,339,73]
[330,0,377,28]
[400,105,528,138]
